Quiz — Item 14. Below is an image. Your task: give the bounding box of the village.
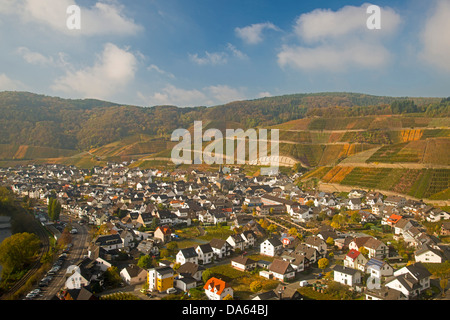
[1,162,450,301]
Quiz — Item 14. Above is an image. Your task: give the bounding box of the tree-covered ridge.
[0,91,447,153]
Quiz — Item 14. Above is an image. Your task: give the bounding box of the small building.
[231,256,257,271]
[176,247,199,265]
[204,277,233,300]
[260,237,283,257]
[269,259,295,282]
[120,264,147,285]
[333,265,362,287]
[148,266,174,293]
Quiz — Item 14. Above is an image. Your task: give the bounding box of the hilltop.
[0,91,449,201]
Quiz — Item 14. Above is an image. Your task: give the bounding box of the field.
[0,144,77,160]
[314,165,450,200]
[340,167,393,189]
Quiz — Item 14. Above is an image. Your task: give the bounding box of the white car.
[166,288,177,294]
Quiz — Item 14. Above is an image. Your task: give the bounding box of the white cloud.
[206,85,247,104]
[147,64,176,79]
[141,85,207,107]
[16,47,54,66]
[0,73,25,91]
[189,44,248,66]
[278,42,390,72]
[189,51,228,66]
[419,0,450,72]
[226,43,248,60]
[51,43,137,99]
[257,91,272,98]
[278,3,401,72]
[294,3,400,43]
[235,22,280,44]
[140,84,247,107]
[6,0,142,36]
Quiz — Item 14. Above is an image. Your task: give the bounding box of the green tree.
[159,249,170,258]
[137,255,154,269]
[0,232,40,277]
[166,242,179,255]
[202,269,216,283]
[104,266,122,287]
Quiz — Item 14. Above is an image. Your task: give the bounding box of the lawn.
[206,264,279,300]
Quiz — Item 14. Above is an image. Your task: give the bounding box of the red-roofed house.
[344,249,368,272]
[383,214,403,227]
[204,277,233,300]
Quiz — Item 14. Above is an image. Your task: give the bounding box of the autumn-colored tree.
[288,227,298,236]
[250,281,263,293]
[267,224,277,234]
[326,237,335,246]
[57,228,72,248]
[318,258,329,273]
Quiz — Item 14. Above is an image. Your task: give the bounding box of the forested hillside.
[0,91,447,152]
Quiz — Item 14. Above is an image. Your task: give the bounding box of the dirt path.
[337,161,450,170]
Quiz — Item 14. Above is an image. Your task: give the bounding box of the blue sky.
[0,0,449,107]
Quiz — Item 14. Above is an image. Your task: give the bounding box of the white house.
[65,265,90,290]
[365,258,394,279]
[426,209,450,222]
[195,244,214,265]
[385,262,432,298]
[231,256,257,271]
[268,259,296,282]
[333,265,362,287]
[260,237,283,257]
[344,249,368,272]
[414,245,445,264]
[226,234,246,251]
[120,264,147,285]
[210,238,232,259]
[203,277,233,300]
[176,247,198,265]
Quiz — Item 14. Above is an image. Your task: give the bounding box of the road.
[36,215,90,300]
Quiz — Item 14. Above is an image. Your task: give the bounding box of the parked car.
[166,288,177,294]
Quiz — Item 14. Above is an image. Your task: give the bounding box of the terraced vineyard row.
[302,166,450,200]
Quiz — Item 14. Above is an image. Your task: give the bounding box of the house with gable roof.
[344,249,368,272]
[195,243,214,265]
[204,277,233,300]
[120,264,147,285]
[385,262,432,299]
[210,238,232,259]
[333,265,362,287]
[176,247,199,265]
[365,258,394,279]
[260,237,283,257]
[268,259,296,282]
[349,236,388,259]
